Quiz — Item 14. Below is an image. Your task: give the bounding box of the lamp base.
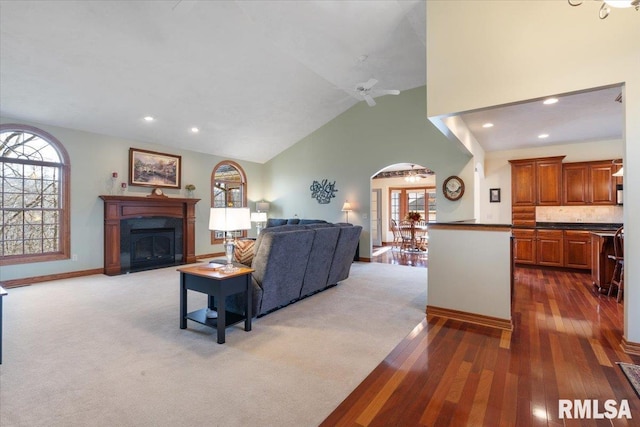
[221,239,239,273]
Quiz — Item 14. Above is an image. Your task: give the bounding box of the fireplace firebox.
[120,217,183,273]
[130,227,176,271]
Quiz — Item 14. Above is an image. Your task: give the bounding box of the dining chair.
[398,220,414,250]
[415,221,428,251]
[390,219,401,249]
[607,226,624,302]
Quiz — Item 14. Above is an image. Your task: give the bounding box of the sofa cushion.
[266,218,287,227]
[327,225,362,285]
[287,218,300,225]
[234,239,255,266]
[300,226,340,297]
[299,219,328,225]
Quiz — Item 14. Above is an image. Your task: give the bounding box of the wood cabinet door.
[563,163,589,205]
[513,229,536,264]
[536,159,562,205]
[589,162,616,205]
[564,231,591,269]
[536,230,563,266]
[511,162,536,206]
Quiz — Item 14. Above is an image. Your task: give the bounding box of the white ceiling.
[0,1,624,165]
[457,85,624,152]
[0,0,426,163]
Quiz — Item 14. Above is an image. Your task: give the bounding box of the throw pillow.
[234,239,255,266]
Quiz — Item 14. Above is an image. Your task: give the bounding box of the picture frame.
[129,148,181,189]
[490,188,501,203]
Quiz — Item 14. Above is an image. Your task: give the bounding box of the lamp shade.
[342,201,352,212]
[209,207,251,231]
[250,212,268,223]
[256,201,270,212]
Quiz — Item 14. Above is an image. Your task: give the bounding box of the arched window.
[211,160,247,243]
[0,124,71,265]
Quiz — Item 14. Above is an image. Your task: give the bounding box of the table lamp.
[251,211,268,235]
[209,207,251,272]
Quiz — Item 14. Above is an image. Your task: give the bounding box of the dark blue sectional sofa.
[230,220,362,317]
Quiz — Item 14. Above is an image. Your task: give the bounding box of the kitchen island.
[591,231,618,294]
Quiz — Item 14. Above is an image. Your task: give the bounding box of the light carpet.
[0,262,427,427]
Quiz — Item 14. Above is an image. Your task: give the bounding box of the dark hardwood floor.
[371,245,428,268]
[321,265,640,426]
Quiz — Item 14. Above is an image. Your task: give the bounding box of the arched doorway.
[370,163,436,267]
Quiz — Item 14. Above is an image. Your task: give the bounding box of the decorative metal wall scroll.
[310,179,338,204]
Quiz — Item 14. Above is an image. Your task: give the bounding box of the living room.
[1,0,639,425]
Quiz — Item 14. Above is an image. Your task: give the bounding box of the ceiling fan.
[404,164,430,182]
[354,78,400,107]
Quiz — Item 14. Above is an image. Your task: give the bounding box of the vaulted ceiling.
[0,0,426,163]
[0,1,624,165]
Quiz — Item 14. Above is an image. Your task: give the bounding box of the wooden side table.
[0,286,7,364]
[178,264,254,344]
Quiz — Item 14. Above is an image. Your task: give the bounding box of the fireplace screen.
[130,228,175,270]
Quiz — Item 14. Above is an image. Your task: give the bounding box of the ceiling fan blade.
[362,78,378,90]
[373,89,400,95]
[363,94,376,107]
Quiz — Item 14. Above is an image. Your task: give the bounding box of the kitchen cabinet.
[511,161,536,206]
[510,156,564,210]
[536,229,564,267]
[512,206,536,227]
[536,159,564,206]
[512,229,536,265]
[562,160,618,205]
[513,228,595,270]
[564,230,591,270]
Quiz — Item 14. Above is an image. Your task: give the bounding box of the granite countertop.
[431,219,513,228]
[534,222,622,231]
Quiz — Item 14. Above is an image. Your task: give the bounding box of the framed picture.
[129,148,181,189]
[490,188,501,203]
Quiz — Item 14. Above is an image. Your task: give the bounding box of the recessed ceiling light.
[482,123,494,128]
[143,116,155,122]
[543,98,558,105]
[538,133,549,139]
[191,127,199,133]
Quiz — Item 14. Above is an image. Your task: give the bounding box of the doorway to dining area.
[370,163,436,268]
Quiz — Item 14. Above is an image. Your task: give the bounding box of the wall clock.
[443,176,465,201]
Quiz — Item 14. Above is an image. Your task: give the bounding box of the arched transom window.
[0,124,71,265]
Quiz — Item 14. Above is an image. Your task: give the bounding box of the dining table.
[399,221,428,252]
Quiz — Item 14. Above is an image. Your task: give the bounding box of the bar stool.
[607,227,624,302]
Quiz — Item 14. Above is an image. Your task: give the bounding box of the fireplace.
[100,195,199,275]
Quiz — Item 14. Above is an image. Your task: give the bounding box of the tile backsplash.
[536,206,623,223]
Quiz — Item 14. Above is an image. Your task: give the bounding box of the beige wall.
[426,0,640,343]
